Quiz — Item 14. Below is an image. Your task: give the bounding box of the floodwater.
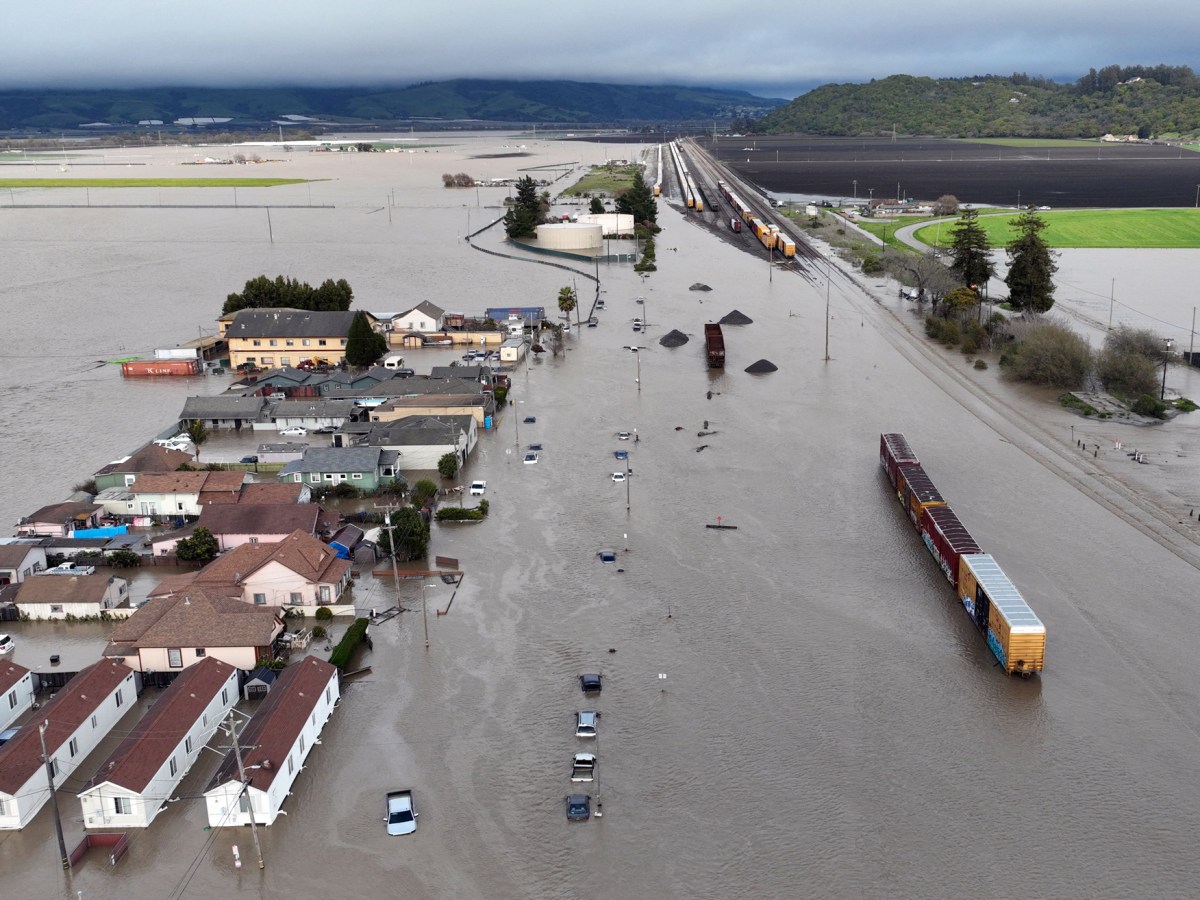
[4,137,1200,898]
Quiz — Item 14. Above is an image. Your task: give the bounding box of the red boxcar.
[879,432,919,490]
[920,504,982,588]
[895,463,946,529]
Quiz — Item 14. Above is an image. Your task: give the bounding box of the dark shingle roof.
[228,309,359,339]
[180,395,267,420]
[94,443,194,477]
[196,504,320,536]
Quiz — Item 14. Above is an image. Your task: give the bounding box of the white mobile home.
[78,658,239,829]
[0,659,136,830]
[0,661,35,731]
[204,657,339,827]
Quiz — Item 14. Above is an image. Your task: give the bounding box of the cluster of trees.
[223,275,354,315]
[615,170,657,224]
[753,66,1200,138]
[442,173,476,187]
[345,311,387,366]
[504,175,550,239]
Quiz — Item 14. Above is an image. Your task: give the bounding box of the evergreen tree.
[504,175,543,239]
[223,275,353,315]
[1004,208,1058,313]
[616,170,657,223]
[947,208,995,291]
[176,527,219,563]
[345,312,386,366]
[375,507,429,561]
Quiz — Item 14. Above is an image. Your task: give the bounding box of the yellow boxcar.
[956,553,1046,676]
[778,236,796,257]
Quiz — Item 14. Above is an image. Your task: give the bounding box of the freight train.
[716,180,795,257]
[879,433,1047,676]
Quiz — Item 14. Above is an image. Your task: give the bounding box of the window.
[253,594,266,605]
[203,713,208,727]
[253,340,262,347]
[281,357,291,366]
[287,755,294,775]
[7,690,16,710]
[238,794,251,814]
[195,648,206,657]
[169,757,178,777]
[262,357,274,366]
[0,799,7,816]
[285,340,294,346]
[302,339,310,346]
[114,796,131,815]
[318,339,327,347]
[325,686,332,703]
[124,474,136,487]
[269,339,277,347]
[49,758,58,779]
[167,648,183,668]
[290,592,303,605]
[115,690,124,708]
[310,474,320,484]
[248,537,259,544]
[68,737,78,758]
[186,736,193,754]
[351,472,363,480]
[222,688,229,705]
[319,586,330,602]
[178,502,185,512]
[50,605,64,615]
[91,715,98,728]
[324,473,334,481]
[299,735,305,754]
[294,474,303,483]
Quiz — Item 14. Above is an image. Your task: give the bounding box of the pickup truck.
[385,789,418,835]
[42,562,96,576]
[570,753,596,783]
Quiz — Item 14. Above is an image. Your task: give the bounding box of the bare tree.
[933,194,960,216]
[885,250,960,302]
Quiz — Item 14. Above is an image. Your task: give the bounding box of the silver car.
[575,710,599,738]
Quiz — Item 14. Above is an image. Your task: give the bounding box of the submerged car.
[469,480,487,496]
[566,793,591,822]
[239,455,259,464]
[575,710,599,738]
[617,431,631,441]
[524,452,540,465]
[279,426,308,437]
[613,450,628,460]
[611,471,626,483]
[385,790,418,836]
[0,633,13,654]
[598,549,616,564]
[579,673,602,694]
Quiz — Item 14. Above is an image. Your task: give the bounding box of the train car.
[957,554,1046,676]
[879,432,920,489]
[920,505,982,588]
[750,218,770,239]
[894,463,946,529]
[729,218,742,233]
[777,235,797,258]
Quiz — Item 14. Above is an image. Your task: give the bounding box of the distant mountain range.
[750,65,1200,139]
[0,80,787,132]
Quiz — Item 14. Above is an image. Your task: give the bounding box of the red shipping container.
[920,505,982,588]
[879,432,919,489]
[120,359,201,377]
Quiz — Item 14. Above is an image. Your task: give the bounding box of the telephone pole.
[39,721,70,870]
[228,712,265,870]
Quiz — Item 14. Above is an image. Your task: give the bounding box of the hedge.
[328,617,370,670]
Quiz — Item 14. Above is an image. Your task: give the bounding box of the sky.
[7,1,1199,99]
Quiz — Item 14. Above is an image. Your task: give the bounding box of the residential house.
[93,443,194,491]
[316,367,393,395]
[129,471,247,519]
[78,658,239,829]
[104,592,285,673]
[238,482,310,505]
[255,442,310,465]
[150,530,351,611]
[16,503,103,538]
[0,661,35,731]
[429,364,495,389]
[389,301,444,334]
[271,398,358,431]
[194,503,327,551]
[0,543,47,585]
[369,393,493,428]
[278,447,403,492]
[0,659,137,830]
[93,487,138,519]
[14,574,129,620]
[363,415,477,470]
[203,657,339,827]
[179,395,267,431]
[222,308,372,369]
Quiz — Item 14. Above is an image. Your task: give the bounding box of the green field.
[914,209,1200,249]
[0,177,310,188]
[562,164,640,196]
[965,138,1102,148]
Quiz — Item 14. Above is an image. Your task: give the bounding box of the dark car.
[528,443,543,452]
[598,549,616,564]
[565,794,591,821]
[580,673,602,694]
[239,456,259,464]
[524,416,536,424]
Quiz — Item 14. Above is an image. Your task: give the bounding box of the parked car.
[571,753,597,783]
[313,426,337,434]
[575,710,599,738]
[279,426,308,437]
[565,793,591,822]
[523,452,540,465]
[613,450,628,460]
[611,471,626,483]
[523,416,537,424]
[469,480,487,496]
[239,455,259,464]
[617,431,631,441]
[385,790,418,836]
[598,549,616,564]
[0,633,14,655]
[579,673,602,694]
[528,443,543,452]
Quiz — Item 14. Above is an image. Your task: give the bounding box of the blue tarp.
[73,526,128,539]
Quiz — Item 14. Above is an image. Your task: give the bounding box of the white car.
[279,426,308,437]
[0,634,13,655]
[469,480,487,496]
[385,790,417,836]
[523,452,540,465]
[611,471,626,483]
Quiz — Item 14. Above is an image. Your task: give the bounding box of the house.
[0,659,137,830]
[93,443,194,491]
[0,661,35,731]
[255,442,310,465]
[429,365,495,389]
[178,395,268,431]
[203,657,339,827]
[104,592,285,673]
[329,524,365,560]
[129,471,247,519]
[238,482,310,505]
[93,487,138,518]
[13,574,129,620]
[242,666,279,700]
[78,658,239,830]
[222,308,371,369]
[278,447,403,492]
[194,503,327,551]
[151,530,352,611]
[363,415,477,470]
[368,393,494,428]
[270,398,358,431]
[16,502,103,538]
[389,301,444,334]
[0,543,47,585]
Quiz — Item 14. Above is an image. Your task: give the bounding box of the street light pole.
[1161,338,1174,401]
[624,345,643,393]
[421,583,432,649]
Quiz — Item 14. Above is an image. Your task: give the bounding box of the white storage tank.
[535,222,602,250]
[576,213,635,235]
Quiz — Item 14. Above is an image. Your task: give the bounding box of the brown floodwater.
[3,137,1200,899]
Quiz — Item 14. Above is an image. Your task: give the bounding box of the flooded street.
[4,138,1200,898]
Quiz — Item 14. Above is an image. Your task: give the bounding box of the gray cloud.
[6,1,1198,98]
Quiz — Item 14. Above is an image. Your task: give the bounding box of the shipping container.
[120,359,201,377]
[957,554,1045,676]
[704,323,725,368]
[895,463,946,529]
[879,432,920,490]
[920,505,982,588]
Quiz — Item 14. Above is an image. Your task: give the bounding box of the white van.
[383,354,405,370]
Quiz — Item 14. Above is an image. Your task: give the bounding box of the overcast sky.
[7,1,1197,98]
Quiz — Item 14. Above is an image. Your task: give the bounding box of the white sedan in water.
[279,426,308,437]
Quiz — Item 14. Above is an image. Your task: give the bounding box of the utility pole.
[39,721,70,870]
[377,502,403,609]
[824,259,832,362]
[229,712,265,870]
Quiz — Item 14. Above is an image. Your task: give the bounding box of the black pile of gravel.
[689,283,713,292]
[745,359,778,374]
[720,310,753,325]
[659,330,689,348]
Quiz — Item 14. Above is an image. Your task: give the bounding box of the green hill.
[751,65,1200,139]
